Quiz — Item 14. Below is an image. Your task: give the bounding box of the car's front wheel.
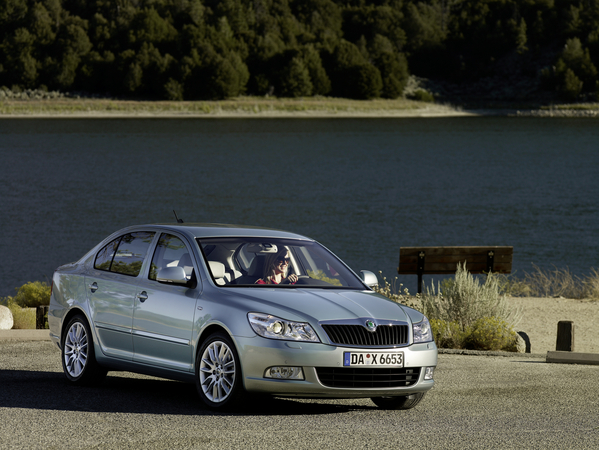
[196,332,244,409]
[371,392,426,410]
[61,315,107,385]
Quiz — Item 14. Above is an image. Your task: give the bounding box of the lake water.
[1,116,598,297]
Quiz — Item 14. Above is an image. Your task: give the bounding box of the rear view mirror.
[360,270,379,288]
[156,266,188,285]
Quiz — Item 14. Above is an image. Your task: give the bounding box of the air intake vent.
[322,324,409,347]
[315,367,420,388]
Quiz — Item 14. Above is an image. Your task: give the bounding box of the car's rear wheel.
[62,315,107,385]
[196,332,244,409]
[371,392,426,410]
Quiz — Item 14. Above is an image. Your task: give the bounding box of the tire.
[61,315,107,385]
[371,392,426,410]
[196,332,245,409]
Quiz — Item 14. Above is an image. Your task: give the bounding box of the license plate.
[343,352,404,367]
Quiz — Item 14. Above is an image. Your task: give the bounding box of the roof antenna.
[173,210,184,223]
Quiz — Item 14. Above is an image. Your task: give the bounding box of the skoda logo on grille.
[365,320,377,332]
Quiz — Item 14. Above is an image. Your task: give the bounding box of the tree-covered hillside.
[1,0,598,102]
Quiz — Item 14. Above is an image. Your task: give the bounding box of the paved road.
[1,341,598,449]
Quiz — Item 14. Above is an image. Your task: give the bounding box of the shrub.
[430,319,469,349]
[421,263,520,331]
[410,89,434,102]
[465,317,518,351]
[13,281,51,308]
[3,298,36,329]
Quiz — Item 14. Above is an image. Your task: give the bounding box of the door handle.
[90,282,98,293]
[137,291,148,302]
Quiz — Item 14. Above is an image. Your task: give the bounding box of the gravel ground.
[1,341,598,449]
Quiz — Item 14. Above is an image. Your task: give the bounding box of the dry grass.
[4,301,36,329]
[501,265,599,300]
[0,96,461,116]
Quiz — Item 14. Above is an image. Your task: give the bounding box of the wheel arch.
[196,324,233,356]
[194,323,247,381]
[60,307,91,348]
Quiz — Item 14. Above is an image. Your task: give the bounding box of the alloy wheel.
[64,321,88,378]
[199,340,236,403]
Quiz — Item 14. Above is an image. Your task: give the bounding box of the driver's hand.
[287,274,298,284]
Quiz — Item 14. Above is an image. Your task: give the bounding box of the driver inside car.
[255,249,298,285]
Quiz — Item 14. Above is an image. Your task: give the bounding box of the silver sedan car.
[49,223,437,410]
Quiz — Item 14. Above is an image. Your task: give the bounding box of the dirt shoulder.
[507,296,599,354]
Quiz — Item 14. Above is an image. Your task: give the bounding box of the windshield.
[197,237,366,289]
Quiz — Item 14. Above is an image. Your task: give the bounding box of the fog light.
[265,366,304,380]
[424,367,435,380]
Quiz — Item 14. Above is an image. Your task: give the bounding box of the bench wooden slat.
[399,254,513,264]
[397,246,513,275]
[398,262,513,274]
[400,246,513,257]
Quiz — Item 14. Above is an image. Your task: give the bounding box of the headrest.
[248,255,265,276]
[208,261,226,279]
[178,253,193,267]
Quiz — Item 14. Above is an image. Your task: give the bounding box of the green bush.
[13,281,51,308]
[410,89,434,102]
[465,317,518,351]
[430,319,469,349]
[2,298,36,329]
[430,317,519,351]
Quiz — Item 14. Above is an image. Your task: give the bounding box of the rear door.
[86,231,155,360]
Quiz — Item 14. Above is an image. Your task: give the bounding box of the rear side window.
[94,238,119,271]
[94,232,155,277]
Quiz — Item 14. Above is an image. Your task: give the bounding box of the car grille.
[322,324,409,347]
[315,367,421,388]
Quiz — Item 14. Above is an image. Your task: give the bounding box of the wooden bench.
[397,246,513,293]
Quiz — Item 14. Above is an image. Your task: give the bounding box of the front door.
[132,233,199,372]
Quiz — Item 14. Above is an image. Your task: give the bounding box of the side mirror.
[156,266,188,285]
[360,270,379,288]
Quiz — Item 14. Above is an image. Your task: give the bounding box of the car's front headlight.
[248,313,320,342]
[413,316,433,343]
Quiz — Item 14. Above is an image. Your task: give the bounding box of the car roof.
[127,223,313,241]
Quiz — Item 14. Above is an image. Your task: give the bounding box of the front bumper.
[235,335,437,398]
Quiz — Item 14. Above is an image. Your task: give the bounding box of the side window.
[94,232,155,277]
[95,237,120,271]
[149,234,193,281]
[111,232,155,276]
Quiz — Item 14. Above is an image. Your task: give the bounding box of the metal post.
[417,251,425,294]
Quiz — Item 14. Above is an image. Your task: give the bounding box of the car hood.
[218,288,415,324]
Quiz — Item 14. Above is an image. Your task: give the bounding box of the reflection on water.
[1,117,598,295]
